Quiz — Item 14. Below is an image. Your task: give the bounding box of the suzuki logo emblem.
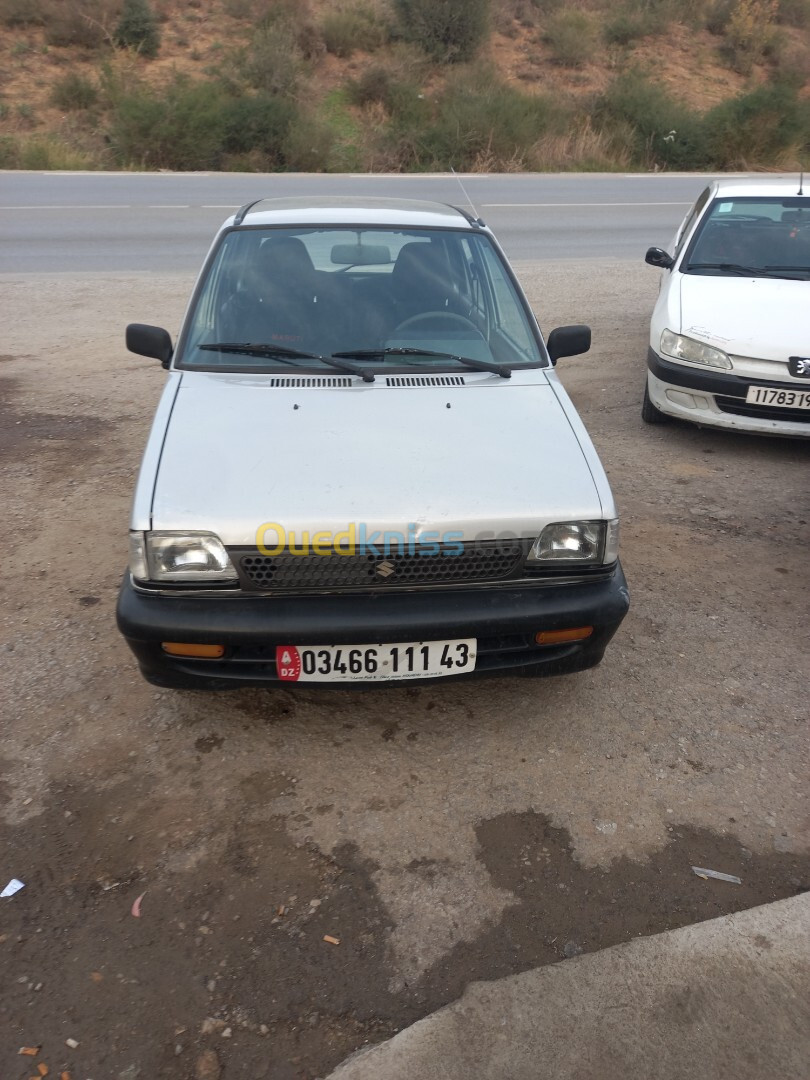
[376,560,396,578]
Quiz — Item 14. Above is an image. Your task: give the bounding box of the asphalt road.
[0,170,740,271]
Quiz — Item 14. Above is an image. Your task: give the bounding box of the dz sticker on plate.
[276,639,477,682]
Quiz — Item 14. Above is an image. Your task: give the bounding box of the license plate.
[745,386,810,409]
[275,639,477,682]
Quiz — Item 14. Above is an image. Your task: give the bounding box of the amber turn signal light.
[535,627,593,645]
[162,642,225,658]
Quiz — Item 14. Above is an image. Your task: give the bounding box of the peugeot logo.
[376,560,396,579]
[788,356,810,378]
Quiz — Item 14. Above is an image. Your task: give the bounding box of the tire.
[642,378,669,424]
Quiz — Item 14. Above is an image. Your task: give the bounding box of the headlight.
[527,520,618,566]
[660,329,732,370]
[131,531,237,583]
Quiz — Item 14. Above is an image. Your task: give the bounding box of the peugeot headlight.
[129,531,237,582]
[660,329,732,370]
[527,520,619,566]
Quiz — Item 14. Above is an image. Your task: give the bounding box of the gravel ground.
[1,262,808,1080]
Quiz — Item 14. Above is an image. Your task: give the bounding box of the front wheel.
[642,378,669,424]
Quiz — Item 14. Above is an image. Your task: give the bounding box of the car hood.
[150,371,603,546]
[678,275,809,362]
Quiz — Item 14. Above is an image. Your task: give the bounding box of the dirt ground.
[2,262,809,1080]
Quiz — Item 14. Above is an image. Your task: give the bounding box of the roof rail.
[233,198,266,226]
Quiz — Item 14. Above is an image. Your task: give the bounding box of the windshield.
[177,226,546,373]
[684,195,810,279]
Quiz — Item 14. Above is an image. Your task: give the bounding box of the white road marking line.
[0,204,134,210]
[0,203,239,210]
[481,201,691,208]
[0,200,692,211]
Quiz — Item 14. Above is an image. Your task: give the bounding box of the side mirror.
[126,323,173,368]
[547,324,591,365]
[645,246,674,270]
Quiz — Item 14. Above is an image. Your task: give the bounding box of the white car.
[117,197,629,689]
[643,178,810,437]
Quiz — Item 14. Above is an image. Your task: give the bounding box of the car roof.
[230,196,482,230]
[710,178,808,199]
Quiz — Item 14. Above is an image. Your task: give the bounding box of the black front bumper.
[116,565,630,689]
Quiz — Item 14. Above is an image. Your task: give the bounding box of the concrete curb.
[326,894,810,1080]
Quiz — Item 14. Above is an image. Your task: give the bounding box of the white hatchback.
[643,178,810,438]
[117,197,629,689]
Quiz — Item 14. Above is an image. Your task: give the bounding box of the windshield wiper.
[333,347,512,379]
[763,265,810,278]
[686,262,804,280]
[198,342,375,382]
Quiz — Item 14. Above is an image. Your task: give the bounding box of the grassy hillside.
[1,0,809,171]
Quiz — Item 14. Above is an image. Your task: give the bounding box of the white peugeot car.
[117,197,628,689]
[643,178,810,437]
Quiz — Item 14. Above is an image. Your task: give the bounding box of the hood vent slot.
[268,376,353,388]
[385,375,466,387]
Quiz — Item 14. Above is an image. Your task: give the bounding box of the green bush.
[0,0,45,26]
[238,17,302,95]
[321,3,387,57]
[108,76,229,168]
[347,65,397,108]
[720,0,781,72]
[0,133,99,169]
[346,63,427,127]
[543,10,595,66]
[106,72,306,171]
[221,93,296,167]
[702,81,809,166]
[604,12,648,44]
[393,0,490,62]
[50,71,98,111]
[776,0,810,26]
[281,113,336,171]
[44,1,110,49]
[409,66,558,170]
[596,70,709,169]
[704,0,735,33]
[114,0,160,58]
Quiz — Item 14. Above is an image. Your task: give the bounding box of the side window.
[674,187,710,258]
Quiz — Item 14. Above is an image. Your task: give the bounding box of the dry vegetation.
[0,0,809,171]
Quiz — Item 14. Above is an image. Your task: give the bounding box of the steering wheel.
[392,311,481,336]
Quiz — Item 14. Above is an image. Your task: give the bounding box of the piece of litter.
[2,878,25,898]
[323,935,340,946]
[692,866,741,884]
[131,892,146,918]
[65,1038,79,1050]
[19,1048,40,1056]
[61,1073,72,1080]
[37,1064,49,1076]
[277,905,286,916]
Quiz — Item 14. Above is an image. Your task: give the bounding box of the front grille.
[715,395,810,424]
[237,541,525,592]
